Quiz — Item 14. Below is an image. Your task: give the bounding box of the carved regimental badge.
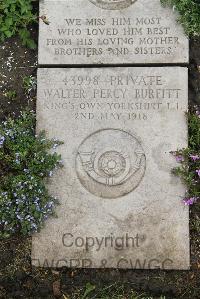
[88,0,137,10]
[76,129,146,198]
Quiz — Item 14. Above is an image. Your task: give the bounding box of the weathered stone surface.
[38,0,189,65]
[32,67,189,269]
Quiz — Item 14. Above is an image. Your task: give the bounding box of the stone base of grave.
[38,0,189,65]
[32,67,189,270]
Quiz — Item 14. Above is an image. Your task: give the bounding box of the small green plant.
[23,75,37,94]
[161,0,200,37]
[0,111,63,238]
[171,108,200,205]
[81,283,96,299]
[77,283,166,299]
[4,90,17,100]
[0,0,37,48]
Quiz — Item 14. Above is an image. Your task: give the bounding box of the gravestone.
[32,67,190,269]
[38,0,189,65]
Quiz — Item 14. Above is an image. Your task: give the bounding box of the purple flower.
[183,197,198,206]
[195,109,200,118]
[170,151,184,162]
[190,154,200,161]
[53,143,59,150]
[196,169,200,177]
[176,155,184,163]
[0,136,5,147]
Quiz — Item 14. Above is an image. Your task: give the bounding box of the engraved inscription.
[76,129,146,198]
[39,0,189,64]
[88,0,137,10]
[41,72,183,122]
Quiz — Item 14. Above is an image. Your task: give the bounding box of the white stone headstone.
[32,67,189,269]
[38,0,189,65]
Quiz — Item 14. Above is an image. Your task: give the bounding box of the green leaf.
[26,38,36,49]
[5,17,13,27]
[4,30,12,37]
[0,0,38,48]
[81,283,96,299]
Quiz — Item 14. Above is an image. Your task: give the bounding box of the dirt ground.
[0,18,200,299]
